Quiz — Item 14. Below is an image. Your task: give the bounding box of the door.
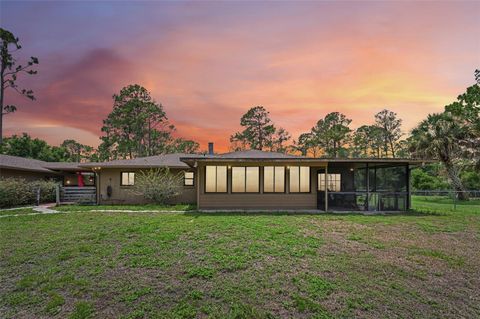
[317,169,326,210]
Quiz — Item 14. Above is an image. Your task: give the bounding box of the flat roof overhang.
[78,164,189,170]
[180,157,436,168]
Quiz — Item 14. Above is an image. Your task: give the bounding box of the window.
[263,166,285,192]
[232,167,259,193]
[121,172,135,186]
[318,173,341,192]
[205,166,227,193]
[184,171,194,186]
[289,166,310,193]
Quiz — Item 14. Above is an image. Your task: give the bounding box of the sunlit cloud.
[1,1,478,152]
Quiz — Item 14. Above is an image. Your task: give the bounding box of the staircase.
[60,187,96,204]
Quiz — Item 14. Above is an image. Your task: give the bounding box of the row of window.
[120,169,343,192]
[205,166,311,193]
[120,172,195,186]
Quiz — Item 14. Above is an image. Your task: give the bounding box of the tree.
[269,127,291,153]
[230,106,276,150]
[311,112,351,158]
[170,138,200,154]
[444,80,480,167]
[409,112,470,200]
[0,28,39,144]
[292,132,319,157]
[100,84,174,159]
[61,139,94,162]
[0,133,68,161]
[130,168,183,204]
[351,125,384,158]
[374,109,403,157]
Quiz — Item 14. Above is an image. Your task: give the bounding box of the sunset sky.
[1,1,479,152]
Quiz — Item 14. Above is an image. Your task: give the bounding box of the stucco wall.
[197,162,325,210]
[97,168,196,205]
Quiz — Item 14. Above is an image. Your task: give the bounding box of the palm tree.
[409,112,469,200]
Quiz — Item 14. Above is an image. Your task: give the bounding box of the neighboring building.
[0,154,60,181]
[1,148,429,212]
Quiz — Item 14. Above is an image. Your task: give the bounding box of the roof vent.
[208,142,214,155]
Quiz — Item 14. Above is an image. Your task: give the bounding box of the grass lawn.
[0,208,36,217]
[0,197,479,318]
[55,204,196,212]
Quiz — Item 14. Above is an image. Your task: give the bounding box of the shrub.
[130,168,183,204]
[0,178,58,208]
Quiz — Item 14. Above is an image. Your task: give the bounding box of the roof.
[43,162,91,172]
[180,150,435,166]
[216,150,303,159]
[79,153,198,169]
[0,154,56,174]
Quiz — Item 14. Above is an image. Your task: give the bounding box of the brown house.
[1,149,428,211]
[80,147,427,212]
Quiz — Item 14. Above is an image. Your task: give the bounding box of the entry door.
[317,169,326,210]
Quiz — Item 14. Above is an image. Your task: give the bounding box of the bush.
[130,168,183,204]
[0,178,58,208]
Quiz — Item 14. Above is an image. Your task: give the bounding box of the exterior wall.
[197,162,325,210]
[0,168,58,181]
[97,168,196,205]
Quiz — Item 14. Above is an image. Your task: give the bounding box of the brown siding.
[98,168,196,205]
[197,162,325,210]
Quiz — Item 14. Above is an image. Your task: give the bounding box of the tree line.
[230,106,407,158]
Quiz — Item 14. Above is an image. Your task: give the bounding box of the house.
[1,146,428,211]
[0,154,61,181]
[0,154,95,186]
[79,144,428,212]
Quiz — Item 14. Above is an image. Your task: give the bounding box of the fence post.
[453,191,457,211]
[56,185,60,206]
[36,187,41,206]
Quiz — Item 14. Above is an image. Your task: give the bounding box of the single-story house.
[1,146,430,212]
[79,144,428,212]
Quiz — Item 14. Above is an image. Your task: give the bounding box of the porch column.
[324,165,328,212]
[406,164,411,210]
[366,163,370,211]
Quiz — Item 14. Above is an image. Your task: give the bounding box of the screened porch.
[318,162,410,211]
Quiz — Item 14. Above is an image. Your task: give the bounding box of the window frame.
[204,165,228,193]
[318,173,341,192]
[120,171,135,186]
[231,166,260,193]
[263,166,286,193]
[289,166,311,193]
[184,171,195,187]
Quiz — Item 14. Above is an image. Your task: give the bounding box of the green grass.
[0,197,479,318]
[0,208,36,216]
[412,195,480,214]
[54,203,195,212]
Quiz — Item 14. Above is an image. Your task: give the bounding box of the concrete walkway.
[0,204,64,218]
